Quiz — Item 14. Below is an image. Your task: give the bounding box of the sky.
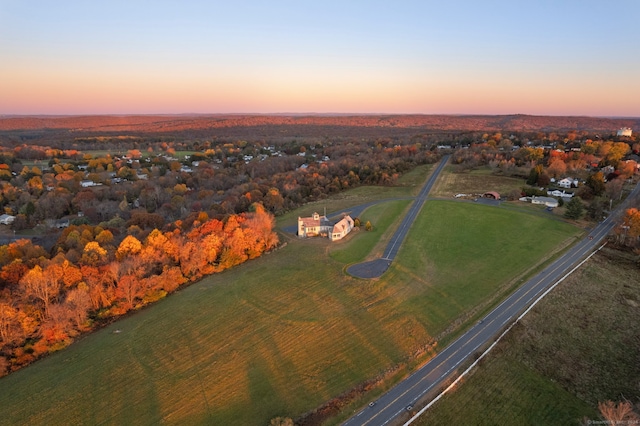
[1,0,639,116]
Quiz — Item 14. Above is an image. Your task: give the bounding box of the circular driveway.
[345,259,392,279]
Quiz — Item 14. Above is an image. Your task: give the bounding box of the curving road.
[344,180,640,426]
[346,155,450,278]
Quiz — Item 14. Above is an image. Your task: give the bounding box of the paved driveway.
[346,155,450,278]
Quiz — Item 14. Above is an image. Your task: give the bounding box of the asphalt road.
[344,180,640,426]
[346,155,450,278]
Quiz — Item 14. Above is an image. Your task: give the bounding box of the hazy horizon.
[1,112,640,120]
[1,1,639,117]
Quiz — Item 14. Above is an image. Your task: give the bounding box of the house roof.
[299,215,331,228]
[332,216,353,233]
[532,196,559,207]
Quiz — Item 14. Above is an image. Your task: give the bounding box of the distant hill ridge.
[0,114,638,133]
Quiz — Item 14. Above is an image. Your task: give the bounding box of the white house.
[531,196,559,208]
[557,178,578,189]
[298,212,355,241]
[330,216,355,241]
[80,180,102,188]
[520,196,559,208]
[617,127,632,137]
[547,189,574,198]
[0,214,15,225]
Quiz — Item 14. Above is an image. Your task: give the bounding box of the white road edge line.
[401,242,607,426]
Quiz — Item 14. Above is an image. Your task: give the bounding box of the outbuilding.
[483,191,501,200]
[531,196,559,208]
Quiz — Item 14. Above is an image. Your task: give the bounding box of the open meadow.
[430,166,525,198]
[416,246,640,425]
[0,167,583,426]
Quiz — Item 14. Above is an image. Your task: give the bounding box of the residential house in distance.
[80,180,102,188]
[44,218,70,229]
[557,177,578,189]
[0,214,15,225]
[547,189,574,199]
[298,212,355,241]
[520,196,559,208]
[617,127,632,137]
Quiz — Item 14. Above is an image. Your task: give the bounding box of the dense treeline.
[0,204,278,375]
[1,114,638,134]
[0,136,441,229]
[452,133,637,174]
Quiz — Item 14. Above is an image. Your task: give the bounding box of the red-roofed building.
[297,212,332,237]
[298,212,354,241]
[483,191,501,200]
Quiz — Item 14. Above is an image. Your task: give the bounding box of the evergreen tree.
[526,167,539,185]
[564,196,584,220]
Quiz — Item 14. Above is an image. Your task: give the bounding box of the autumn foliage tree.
[616,208,640,247]
[0,203,278,376]
[19,265,60,319]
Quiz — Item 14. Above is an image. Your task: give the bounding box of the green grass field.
[0,168,583,426]
[431,166,525,198]
[367,200,582,339]
[416,352,596,425]
[417,247,639,425]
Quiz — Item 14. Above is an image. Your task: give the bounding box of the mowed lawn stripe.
[0,200,581,425]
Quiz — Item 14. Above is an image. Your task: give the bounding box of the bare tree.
[19,265,61,319]
[605,179,624,201]
[65,286,92,329]
[0,301,20,345]
[598,400,639,424]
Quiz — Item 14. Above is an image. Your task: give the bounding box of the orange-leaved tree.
[19,265,60,320]
[617,208,640,246]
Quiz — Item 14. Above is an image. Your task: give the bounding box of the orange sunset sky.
[1,1,639,116]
